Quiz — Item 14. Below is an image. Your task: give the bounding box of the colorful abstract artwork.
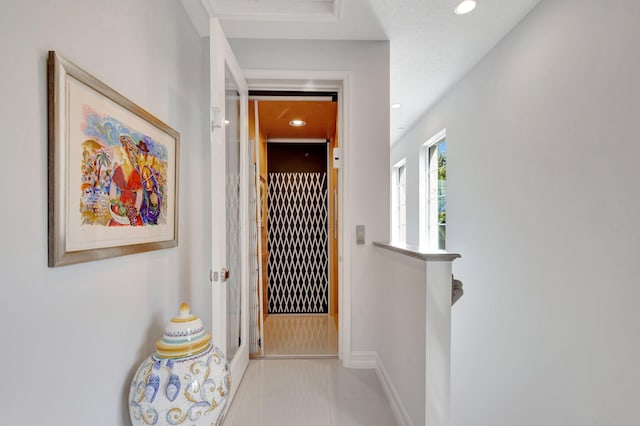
[79,106,169,228]
[48,51,179,267]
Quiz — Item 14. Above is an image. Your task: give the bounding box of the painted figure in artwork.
[137,140,157,172]
[140,165,162,225]
[109,135,143,226]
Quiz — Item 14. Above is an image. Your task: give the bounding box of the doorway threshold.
[251,354,339,360]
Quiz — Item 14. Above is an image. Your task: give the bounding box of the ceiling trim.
[206,0,343,23]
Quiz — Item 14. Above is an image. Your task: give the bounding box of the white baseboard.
[374,353,415,426]
[349,350,377,369]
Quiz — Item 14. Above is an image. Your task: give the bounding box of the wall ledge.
[373,241,461,262]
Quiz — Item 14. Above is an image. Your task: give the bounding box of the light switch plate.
[356,225,365,245]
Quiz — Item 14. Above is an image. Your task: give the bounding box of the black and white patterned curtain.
[267,172,328,314]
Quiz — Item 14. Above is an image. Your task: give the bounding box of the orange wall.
[250,101,269,319]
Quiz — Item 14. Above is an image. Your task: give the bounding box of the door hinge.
[211,106,222,132]
[210,268,229,283]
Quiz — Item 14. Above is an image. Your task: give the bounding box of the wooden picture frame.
[47,51,179,267]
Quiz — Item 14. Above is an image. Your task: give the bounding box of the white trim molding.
[349,351,415,426]
[206,0,342,23]
[349,351,377,369]
[376,353,415,426]
[180,0,345,36]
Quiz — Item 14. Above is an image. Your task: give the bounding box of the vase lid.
[155,302,212,359]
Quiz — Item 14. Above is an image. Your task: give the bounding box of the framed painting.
[47,51,179,267]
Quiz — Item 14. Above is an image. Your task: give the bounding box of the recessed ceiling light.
[455,0,477,15]
[391,103,401,109]
[224,119,230,125]
[289,119,306,127]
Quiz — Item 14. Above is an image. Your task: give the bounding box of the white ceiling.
[182,0,541,144]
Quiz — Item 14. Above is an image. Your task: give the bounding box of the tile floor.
[263,315,338,357]
[222,358,398,426]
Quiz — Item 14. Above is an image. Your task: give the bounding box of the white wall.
[391,0,640,424]
[229,39,390,356]
[373,249,427,425]
[0,2,210,425]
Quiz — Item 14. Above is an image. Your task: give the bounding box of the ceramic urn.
[129,303,231,426]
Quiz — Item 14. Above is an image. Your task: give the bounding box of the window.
[392,159,407,243]
[420,130,446,250]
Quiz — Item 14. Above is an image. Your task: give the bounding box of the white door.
[209,17,249,403]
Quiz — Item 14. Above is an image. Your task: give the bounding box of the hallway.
[222,359,397,426]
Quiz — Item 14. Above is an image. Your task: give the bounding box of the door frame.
[243,69,352,365]
[208,17,250,403]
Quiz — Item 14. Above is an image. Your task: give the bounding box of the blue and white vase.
[129,303,231,426]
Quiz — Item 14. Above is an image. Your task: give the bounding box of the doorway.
[249,92,339,357]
